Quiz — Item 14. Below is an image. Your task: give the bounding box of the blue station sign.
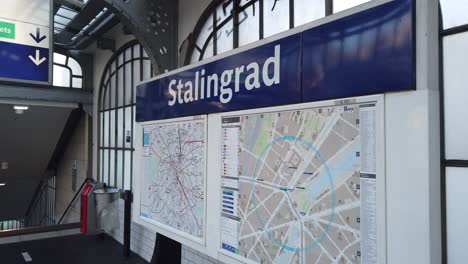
[137,0,414,122]
[0,0,51,84]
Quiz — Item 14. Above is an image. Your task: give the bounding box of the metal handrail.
[24,179,55,227]
[57,177,93,224]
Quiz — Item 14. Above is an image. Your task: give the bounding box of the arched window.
[439,1,468,263]
[186,0,372,64]
[53,53,83,88]
[98,40,154,190]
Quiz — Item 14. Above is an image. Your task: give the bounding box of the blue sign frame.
[137,0,415,122]
[302,0,415,102]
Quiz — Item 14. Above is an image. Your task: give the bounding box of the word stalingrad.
[168,45,281,106]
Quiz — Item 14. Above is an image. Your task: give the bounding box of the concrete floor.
[0,234,148,264]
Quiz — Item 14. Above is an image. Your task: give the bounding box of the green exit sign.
[0,21,15,39]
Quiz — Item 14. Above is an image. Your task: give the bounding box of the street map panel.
[141,119,206,240]
[220,104,378,264]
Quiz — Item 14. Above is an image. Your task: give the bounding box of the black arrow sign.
[29,28,47,43]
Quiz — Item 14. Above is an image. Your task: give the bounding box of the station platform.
[0,234,148,264]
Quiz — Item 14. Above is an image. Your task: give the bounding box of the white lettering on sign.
[168,45,281,106]
[0,27,11,34]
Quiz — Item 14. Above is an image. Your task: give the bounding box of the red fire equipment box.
[80,182,103,235]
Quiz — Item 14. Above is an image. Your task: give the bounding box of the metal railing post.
[123,190,132,258]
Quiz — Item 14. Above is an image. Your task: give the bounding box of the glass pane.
[118,53,124,66]
[99,149,103,181]
[109,150,115,187]
[53,65,70,87]
[103,111,109,147]
[201,38,214,60]
[134,45,141,58]
[446,167,468,264]
[239,1,260,47]
[125,47,132,62]
[294,0,326,26]
[100,112,105,145]
[99,149,104,172]
[125,107,133,149]
[109,110,116,147]
[54,53,67,65]
[67,57,82,76]
[440,0,468,29]
[263,0,290,38]
[116,150,123,189]
[102,150,109,183]
[132,106,136,144]
[103,84,110,110]
[133,59,142,85]
[117,67,124,107]
[333,0,371,13]
[124,151,132,190]
[111,74,118,109]
[124,62,133,105]
[117,108,124,148]
[196,14,214,51]
[110,59,116,73]
[57,7,77,19]
[443,32,468,160]
[72,78,82,89]
[216,1,233,55]
[190,48,201,64]
[144,60,153,80]
[54,16,70,27]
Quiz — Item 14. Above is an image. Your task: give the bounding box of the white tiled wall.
[106,199,225,264]
[106,199,155,262]
[181,245,225,264]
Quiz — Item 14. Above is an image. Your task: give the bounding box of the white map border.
[133,115,208,246]
[132,95,386,263]
[216,95,387,264]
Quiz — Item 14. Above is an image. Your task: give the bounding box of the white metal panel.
[446,167,468,264]
[443,32,468,160]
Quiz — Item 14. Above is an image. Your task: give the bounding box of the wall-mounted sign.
[137,0,414,122]
[0,0,52,84]
[137,34,302,121]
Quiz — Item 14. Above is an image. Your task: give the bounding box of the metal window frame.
[438,2,468,264]
[97,40,153,191]
[184,0,334,65]
[53,53,84,89]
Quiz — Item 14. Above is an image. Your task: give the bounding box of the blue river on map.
[302,141,360,200]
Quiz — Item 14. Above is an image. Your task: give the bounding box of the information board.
[219,103,378,264]
[0,0,51,83]
[140,117,207,241]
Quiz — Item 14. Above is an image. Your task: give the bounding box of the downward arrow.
[29,28,47,43]
[29,50,46,66]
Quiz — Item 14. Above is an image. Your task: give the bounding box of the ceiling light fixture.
[0,183,6,187]
[13,105,29,114]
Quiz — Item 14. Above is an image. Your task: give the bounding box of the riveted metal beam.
[103,0,179,73]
